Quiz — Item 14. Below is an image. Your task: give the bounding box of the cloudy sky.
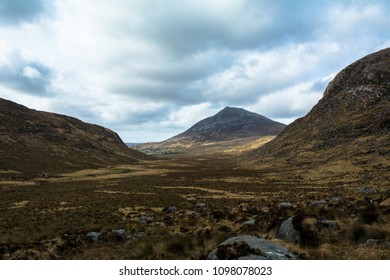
[0,0,389,142]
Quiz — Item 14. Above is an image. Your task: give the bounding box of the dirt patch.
[158,186,258,200]
[9,200,29,209]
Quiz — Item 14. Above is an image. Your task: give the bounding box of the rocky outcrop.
[246,48,390,182]
[207,235,297,260]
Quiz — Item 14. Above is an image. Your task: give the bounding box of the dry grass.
[0,154,389,260]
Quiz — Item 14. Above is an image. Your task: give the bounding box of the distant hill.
[135,107,286,155]
[0,98,149,177]
[244,48,390,186]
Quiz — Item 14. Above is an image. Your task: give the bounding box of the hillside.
[135,107,286,155]
[245,48,390,187]
[0,98,149,177]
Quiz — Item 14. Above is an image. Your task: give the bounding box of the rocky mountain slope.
[169,106,286,142]
[245,48,390,186]
[0,98,149,177]
[136,107,286,155]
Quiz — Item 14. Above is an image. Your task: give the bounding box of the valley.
[0,48,389,260]
[0,152,388,260]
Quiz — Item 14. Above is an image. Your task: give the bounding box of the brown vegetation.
[0,155,388,259]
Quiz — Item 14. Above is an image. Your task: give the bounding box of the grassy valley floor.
[0,154,389,259]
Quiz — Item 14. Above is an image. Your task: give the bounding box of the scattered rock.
[207,235,297,260]
[164,206,177,213]
[86,232,102,242]
[316,220,340,231]
[128,232,146,239]
[277,217,300,244]
[309,200,327,208]
[279,202,293,209]
[364,239,390,248]
[244,219,256,226]
[138,216,153,224]
[196,203,207,209]
[361,172,373,181]
[329,197,343,205]
[186,210,196,216]
[359,186,373,195]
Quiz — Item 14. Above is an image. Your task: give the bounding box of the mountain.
[0,98,149,177]
[169,107,286,142]
[135,107,286,155]
[245,48,390,185]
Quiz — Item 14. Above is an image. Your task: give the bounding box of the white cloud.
[0,0,389,142]
[247,81,323,120]
[22,66,41,78]
[164,103,219,129]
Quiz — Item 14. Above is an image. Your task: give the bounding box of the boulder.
[359,186,373,195]
[86,232,102,242]
[164,206,177,213]
[364,239,390,248]
[279,202,293,209]
[138,216,153,224]
[244,219,256,227]
[196,203,207,209]
[276,217,300,244]
[316,220,341,231]
[207,235,297,260]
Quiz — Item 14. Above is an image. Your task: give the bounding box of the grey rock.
[364,239,390,248]
[138,216,153,224]
[196,203,207,209]
[316,220,341,230]
[207,235,297,260]
[359,186,373,195]
[164,206,177,213]
[86,232,102,242]
[112,229,126,240]
[186,211,197,216]
[128,232,146,239]
[237,254,268,260]
[244,219,256,226]
[279,202,293,209]
[309,200,327,207]
[277,217,300,244]
[361,172,373,181]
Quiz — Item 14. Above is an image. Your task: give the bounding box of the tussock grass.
[0,156,388,259]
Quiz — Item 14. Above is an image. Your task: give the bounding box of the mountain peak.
[169,107,286,142]
[135,107,286,154]
[215,106,261,119]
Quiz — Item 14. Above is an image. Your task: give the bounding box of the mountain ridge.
[244,48,390,188]
[0,97,150,177]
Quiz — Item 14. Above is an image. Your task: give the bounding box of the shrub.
[358,205,378,224]
[165,236,194,256]
[350,224,366,242]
